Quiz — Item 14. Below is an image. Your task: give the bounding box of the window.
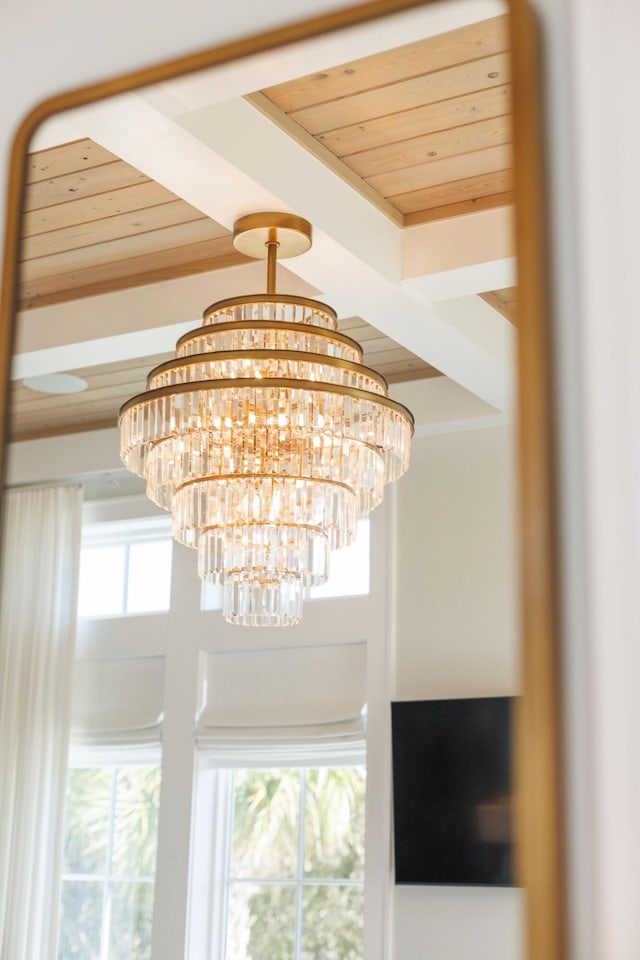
[201,518,370,611]
[223,765,366,960]
[58,765,161,960]
[78,517,173,617]
[308,518,370,600]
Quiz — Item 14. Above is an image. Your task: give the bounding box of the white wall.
[395,427,520,700]
[391,426,523,960]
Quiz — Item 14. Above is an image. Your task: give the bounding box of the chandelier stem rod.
[266,230,279,294]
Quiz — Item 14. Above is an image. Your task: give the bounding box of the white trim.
[187,766,234,960]
[403,257,516,301]
[70,726,163,751]
[68,742,162,767]
[59,758,163,960]
[413,413,510,438]
[81,514,172,546]
[198,735,366,769]
[192,762,367,960]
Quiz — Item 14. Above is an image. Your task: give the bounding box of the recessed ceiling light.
[23,373,88,395]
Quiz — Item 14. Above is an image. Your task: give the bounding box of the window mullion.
[215,765,365,960]
[196,768,236,960]
[294,769,306,960]
[100,766,118,960]
[220,770,236,960]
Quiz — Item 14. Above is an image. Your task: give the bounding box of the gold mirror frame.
[0,1,566,956]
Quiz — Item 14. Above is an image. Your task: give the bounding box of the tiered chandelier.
[119,213,413,626]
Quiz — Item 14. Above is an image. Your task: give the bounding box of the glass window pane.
[301,885,364,960]
[63,768,112,874]
[108,881,154,960]
[231,769,299,879]
[309,518,370,599]
[226,883,295,960]
[57,880,103,960]
[112,767,162,876]
[304,767,366,880]
[77,545,126,617]
[126,540,172,614]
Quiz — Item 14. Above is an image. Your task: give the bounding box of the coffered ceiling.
[10,1,517,444]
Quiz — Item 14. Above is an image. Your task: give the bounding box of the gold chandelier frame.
[144,350,390,392]
[175,320,364,359]
[120,376,414,421]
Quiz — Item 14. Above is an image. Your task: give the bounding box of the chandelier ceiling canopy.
[119,213,413,627]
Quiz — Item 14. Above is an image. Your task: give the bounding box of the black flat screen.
[391,697,514,886]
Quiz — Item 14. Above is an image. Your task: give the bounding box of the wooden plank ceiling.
[258,14,512,226]
[19,138,248,310]
[479,287,517,326]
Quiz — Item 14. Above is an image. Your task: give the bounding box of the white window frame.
[189,750,366,960]
[78,515,173,619]
[59,750,163,960]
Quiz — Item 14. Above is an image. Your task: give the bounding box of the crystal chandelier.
[119,213,413,626]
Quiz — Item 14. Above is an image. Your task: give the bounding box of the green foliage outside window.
[227,766,366,960]
[58,765,161,960]
[57,763,366,960]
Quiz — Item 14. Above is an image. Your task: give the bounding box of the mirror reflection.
[4,3,520,958]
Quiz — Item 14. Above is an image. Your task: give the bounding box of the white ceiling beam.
[14,271,515,414]
[403,257,515,302]
[403,207,514,277]
[177,99,515,411]
[15,262,268,354]
[389,376,509,434]
[14,327,187,381]
[402,205,515,300]
[278,239,514,412]
[178,97,401,279]
[429,294,516,367]
[12,263,315,379]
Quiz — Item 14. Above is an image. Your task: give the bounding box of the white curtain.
[0,485,82,960]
